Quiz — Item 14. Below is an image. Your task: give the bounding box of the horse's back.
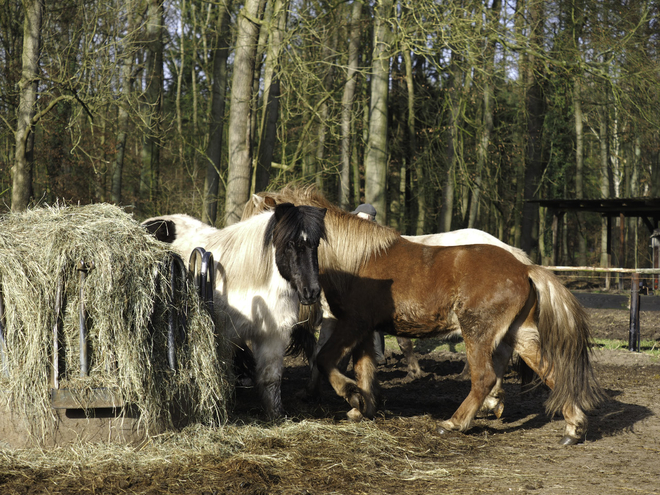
[404,229,532,265]
[354,240,532,337]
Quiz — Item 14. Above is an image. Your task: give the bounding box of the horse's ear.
[142,219,176,243]
[274,202,295,221]
[264,196,277,208]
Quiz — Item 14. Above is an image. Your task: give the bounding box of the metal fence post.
[629,272,641,352]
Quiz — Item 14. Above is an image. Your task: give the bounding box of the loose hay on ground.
[0,203,232,443]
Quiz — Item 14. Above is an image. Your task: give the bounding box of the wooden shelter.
[531,198,660,289]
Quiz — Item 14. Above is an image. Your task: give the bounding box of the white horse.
[142,203,326,418]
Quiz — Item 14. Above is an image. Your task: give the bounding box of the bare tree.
[202,0,232,225]
[111,1,140,205]
[365,0,393,223]
[468,0,502,229]
[225,0,264,225]
[338,0,362,210]
[254,0,288,194]
[138,0,164,216]
[520,0,546,259]
[12,0,43,211]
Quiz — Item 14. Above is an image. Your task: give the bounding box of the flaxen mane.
[245,186,400,279]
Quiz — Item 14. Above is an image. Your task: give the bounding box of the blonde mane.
[146,213,276,291]
[245,186,400,277]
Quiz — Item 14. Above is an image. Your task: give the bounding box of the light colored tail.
[527,265,605,415]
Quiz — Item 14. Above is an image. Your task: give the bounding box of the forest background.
[1,0,659,268]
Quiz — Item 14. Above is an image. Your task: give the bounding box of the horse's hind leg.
[513,329,587,444]
[439,340,498,433]
[396,337,423,380]
[478,340,513,419]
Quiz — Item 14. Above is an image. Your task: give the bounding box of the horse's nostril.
[300,285,320,304]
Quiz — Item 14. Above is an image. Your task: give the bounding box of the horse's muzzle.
[299,286,321,306]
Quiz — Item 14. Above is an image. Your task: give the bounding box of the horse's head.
[142,217,177,243]
[265,203,326,306]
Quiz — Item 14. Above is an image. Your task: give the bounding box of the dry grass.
[0,203,232,442]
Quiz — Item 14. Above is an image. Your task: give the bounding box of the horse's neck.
[320,212,399,287]
[208,213,277,290]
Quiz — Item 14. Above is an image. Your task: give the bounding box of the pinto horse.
[142,203,326,419]
[245,186,604,444]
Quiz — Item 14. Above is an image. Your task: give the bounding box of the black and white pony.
[142,203,326,418]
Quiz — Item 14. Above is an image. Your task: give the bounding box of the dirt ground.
[0,306,659,494]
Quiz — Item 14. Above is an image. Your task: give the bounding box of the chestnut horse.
[245,186,604,444]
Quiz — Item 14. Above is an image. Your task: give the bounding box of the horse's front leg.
[316,320,372,420]
[252,336,288,419]
[351,335,379,419]
[306,314,336,398]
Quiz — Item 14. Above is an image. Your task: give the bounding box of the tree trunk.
[225,0,263,225]
[574,76,587,265]
[254,0,287,194]
[12,0,43,212]
[403,45,422,235]
[138,0,164,216]
[314,25,339,193]
[338,0,362,210]
[365,0,393,224]
[468,0,502,229]
[599,103,610,273]
[440,51,463,232]
[203,0,232,225]
[520,0,545,259]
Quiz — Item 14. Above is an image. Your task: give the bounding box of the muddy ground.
[1,306,659,494]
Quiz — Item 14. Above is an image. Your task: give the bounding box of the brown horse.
[244,186,605,444]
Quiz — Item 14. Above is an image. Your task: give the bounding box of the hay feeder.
[0,204,231,449]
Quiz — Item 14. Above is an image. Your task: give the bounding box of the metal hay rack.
[0,247,216,411]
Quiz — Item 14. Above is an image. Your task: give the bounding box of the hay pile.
[0,203,232,440]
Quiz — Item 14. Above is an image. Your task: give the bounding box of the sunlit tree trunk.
[440,51,463,232]
[12,0,43,212]
[225,0,264,225]
[574,77,587,265]
[599,103,610,272]
[364,0,393,224]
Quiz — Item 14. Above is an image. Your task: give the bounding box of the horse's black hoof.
[559,435,582,446]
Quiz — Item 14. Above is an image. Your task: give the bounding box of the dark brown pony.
[244,187,605,444]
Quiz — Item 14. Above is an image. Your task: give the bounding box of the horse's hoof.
[559,435,582,446]
[493,402,504,419]
[437,426,454,436]
[347,408,363,422]
[347,389,366,413]
[437,420,457,436]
